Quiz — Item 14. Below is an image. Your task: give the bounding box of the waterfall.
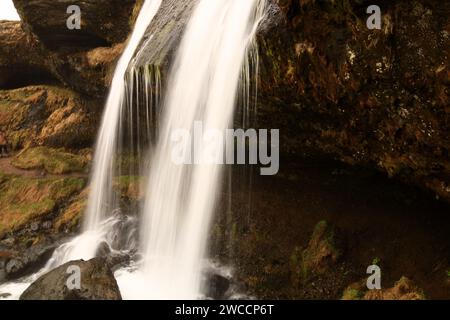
[43,0,163,265]
[132,0,266,300]
[84,0,162,235]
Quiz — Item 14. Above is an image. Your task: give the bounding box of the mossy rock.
[11,147,88,174]
[0,86,97,150]
[291,220,343,284]
[53,188,89,233]
[113,175,143,201]
[342,287,364,300]
[53,174,143,233]
[365,276,426,300]
[342,277,426,300]
[341,280,366,300]
[0,172,86,237]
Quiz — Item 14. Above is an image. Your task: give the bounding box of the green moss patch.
[54,188,88,232]
[12,147,88,174]
[342,287,364,300]
[291,220,342,285]
[0,173,86,236]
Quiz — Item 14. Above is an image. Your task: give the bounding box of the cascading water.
[41,0,163,264]
[83,0,162,240]
[118,0,267,300]
[40,0,163,268]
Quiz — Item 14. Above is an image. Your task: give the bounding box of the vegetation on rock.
[53,188,88,233]
[12,147,88,174]
[0,86,98,150]
[0,172,85,237]
[291,221,342,285]
[342,277,426,300]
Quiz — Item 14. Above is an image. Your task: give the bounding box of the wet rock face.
[134,0,197,68]
[7,0,447,203]
[258,0,450,202]
[20,258,122,300]
[2,242,57,281]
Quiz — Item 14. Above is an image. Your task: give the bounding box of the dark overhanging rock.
[5,0,143,97]
[0,21,58,89]
[12,0,138,50]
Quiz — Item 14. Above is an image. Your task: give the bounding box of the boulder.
[364,277,426,300]
[20,258,122,300]
[12,0,139,49]
[2,1,142,96]
[302,221,342,273]
[0,251,13,283]
[0,268,6,283]
[205,273,231,300]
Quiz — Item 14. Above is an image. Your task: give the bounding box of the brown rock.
[342,277,426,300]
[0,86,99,150]
[12,0,138,49]
[302,221,342,275]
[255,0,450,203]
[0,21,53,89]
[291,221,343,284]
[364,276,426,300]
[3,1,142,96]
[20,258,122,300]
